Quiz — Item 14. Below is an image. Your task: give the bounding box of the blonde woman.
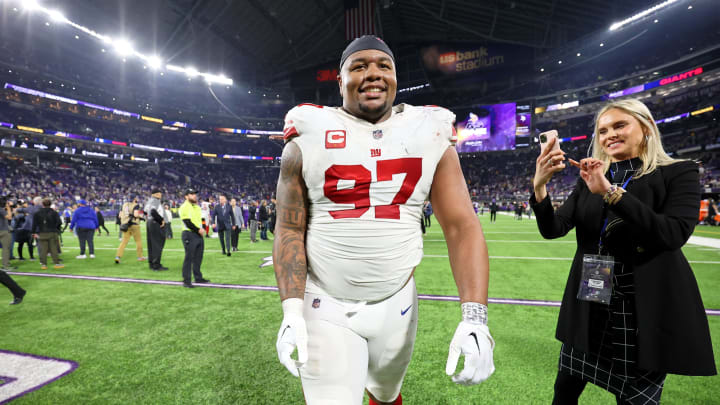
[530,99,716,404]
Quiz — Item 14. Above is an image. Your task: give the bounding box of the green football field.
[1,214,719,404]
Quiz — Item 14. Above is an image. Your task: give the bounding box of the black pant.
[0,269,25,298]
[15,230,33,259]
[424,214,431,227]
[552,370,630,405]
[147,220,166,269]
[76,228,95,255]
[98,224,110,235]
[181,231,204,283]
[490,211,497,222]
[218,228,232,253]
[231,227,240,249]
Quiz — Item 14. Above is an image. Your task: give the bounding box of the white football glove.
[276,298,308,377]
[445,321,495,385]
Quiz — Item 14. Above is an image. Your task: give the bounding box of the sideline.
[8,271,720,317]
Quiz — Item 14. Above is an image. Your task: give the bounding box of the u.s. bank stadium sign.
[421,43,531,76]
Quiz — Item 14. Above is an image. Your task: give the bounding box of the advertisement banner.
[455,103,517,153]
[421,43,531,77]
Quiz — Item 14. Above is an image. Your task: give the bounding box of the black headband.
[340,35,395,69]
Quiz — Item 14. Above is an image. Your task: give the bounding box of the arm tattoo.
[273,142,309,300]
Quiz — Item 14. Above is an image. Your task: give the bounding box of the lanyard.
[598,172,633,253]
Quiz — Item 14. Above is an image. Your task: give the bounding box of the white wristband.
[282,298,304,317]
[461,302,488,325]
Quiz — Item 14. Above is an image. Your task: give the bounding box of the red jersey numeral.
[324,165,371,219]
[324,158,422,220]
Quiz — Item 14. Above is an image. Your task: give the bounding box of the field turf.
[2,214,719,404]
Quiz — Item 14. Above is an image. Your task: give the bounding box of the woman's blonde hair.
[591,98,679,178]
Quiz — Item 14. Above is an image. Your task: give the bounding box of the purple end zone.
[8,271,720,316]
[0,350,78,405]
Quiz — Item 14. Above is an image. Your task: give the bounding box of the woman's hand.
[568,158,612,195]
[533,137,566,200]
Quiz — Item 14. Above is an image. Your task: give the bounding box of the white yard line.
[687,236,720,249]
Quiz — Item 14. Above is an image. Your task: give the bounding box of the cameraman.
[0,197,25,304]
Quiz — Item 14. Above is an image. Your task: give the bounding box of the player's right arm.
[272,140,309,377]
[273,141,309,300]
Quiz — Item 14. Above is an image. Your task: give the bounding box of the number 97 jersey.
[283,103,457,301]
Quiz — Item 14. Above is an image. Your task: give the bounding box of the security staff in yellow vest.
[179,189,210,288]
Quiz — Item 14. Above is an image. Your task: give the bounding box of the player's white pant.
[300,277,418,405]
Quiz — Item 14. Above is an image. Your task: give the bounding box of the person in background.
[248,200,258,243]
[32,198,64,270]
[242,199,250,230]
[13,203,33,261]
[70,199,98,259]
[18,196,40,260]
[163,203,173,239]
[268,198,277,235]
[259,199,269,241]
[178,189,210,288]
[144,189,168,271]
[212,194,236,256]
[115,196,146,264]
[0,199,25,303]
[489,199,498,223]
[530,99,716,404]
[423,201,433,228]
[0,198,17,271]
[115,211,122,240]
[230,198,243,251]
[95,207,110,236]
[61,204,72,232]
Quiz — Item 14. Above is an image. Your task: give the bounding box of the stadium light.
[22,0,41,11]
[609,0,679,31]
[113,39,134,56]
[47,9,68,23]
[166,64,185,73]
[146,55,162,70]
[7,0,235,86]
[185,67,199,77]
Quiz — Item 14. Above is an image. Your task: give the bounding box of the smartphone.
[539,130,561,153]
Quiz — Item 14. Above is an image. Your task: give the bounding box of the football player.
[273,35,494,405]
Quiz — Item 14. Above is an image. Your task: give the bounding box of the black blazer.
[212,203,236,231]
[530,160,716,376]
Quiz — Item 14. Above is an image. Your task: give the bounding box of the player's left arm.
[430,147,488,304]
[430,146,495,386]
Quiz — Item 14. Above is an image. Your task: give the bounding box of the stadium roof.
[27,0,663,80]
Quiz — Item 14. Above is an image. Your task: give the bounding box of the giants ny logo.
[370,148,381,157]
[325,130,346,149]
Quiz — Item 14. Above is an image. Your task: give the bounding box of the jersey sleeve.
[283,104,324,144]
[425,106,457,146]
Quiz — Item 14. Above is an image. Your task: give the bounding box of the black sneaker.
[183,282,194,288]
[227,252,231,257]
[10,291,25,305]
[195,278,210,284]
[156,266,169,271]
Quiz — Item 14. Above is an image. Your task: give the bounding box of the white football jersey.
[283,103,456,301]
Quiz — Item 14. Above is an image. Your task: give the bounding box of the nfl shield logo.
[372,129,383,140]
[312,298,321,309]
